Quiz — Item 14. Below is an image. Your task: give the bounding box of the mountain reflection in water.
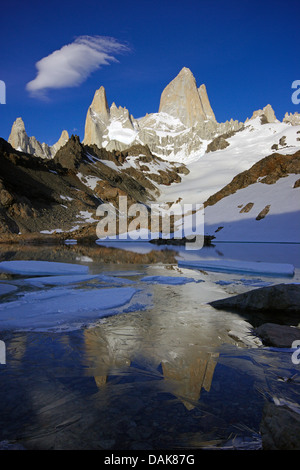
[0,241,299,450]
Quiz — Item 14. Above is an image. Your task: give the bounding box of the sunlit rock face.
[82,68,244,162]
[158,67,208,127]
[8,117,69,159]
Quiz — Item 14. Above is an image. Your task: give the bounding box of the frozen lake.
[0,241,299,450]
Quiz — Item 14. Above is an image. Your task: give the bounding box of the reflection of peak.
[162,351,219,410]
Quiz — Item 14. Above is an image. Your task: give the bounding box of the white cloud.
[26,36,129,97]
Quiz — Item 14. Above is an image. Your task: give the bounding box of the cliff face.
[158,67,208,127]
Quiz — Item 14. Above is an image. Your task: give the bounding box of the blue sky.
[0,0,299,146]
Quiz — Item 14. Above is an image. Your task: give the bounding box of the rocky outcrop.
[254,323,300,348]
[204,150,300,207]
[0,134,191,236]
[246,104,277,124]
[260,401,300,450]
[83,86,138,151]
[50,130,69,156]
[0,137,99,235]
[8,117,69,159]
[210,284,300,313]
[283,112,300,126]
[206,136,230,153]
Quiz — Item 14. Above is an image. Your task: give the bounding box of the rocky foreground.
[210,283,300,348]
[0,136,187,238]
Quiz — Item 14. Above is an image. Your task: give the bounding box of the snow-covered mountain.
[4,67,300,243]
[157,116,300,205]
[83,67,244,162]
[155,115,300,243]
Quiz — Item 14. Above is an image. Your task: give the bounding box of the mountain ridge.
[8,67,299,163]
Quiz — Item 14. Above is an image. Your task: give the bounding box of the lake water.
[0,241,299,450]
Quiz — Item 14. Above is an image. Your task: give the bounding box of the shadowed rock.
[209,284,300,312]
[254,323,300,348]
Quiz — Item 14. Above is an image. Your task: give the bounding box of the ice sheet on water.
[0,286,137,331]
[0,283,18,296]
[215,278,273,288]
[102,271,143,277]
[96,275,136,285]
[21,273,136,287]
[140,275,203,285]
[0,260,89,276]
[22,274,100,287]
[178,259,295,277]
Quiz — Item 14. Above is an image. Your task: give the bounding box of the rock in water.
[209,284,300,312]
[260,401,300,450]
[254,323,300,348]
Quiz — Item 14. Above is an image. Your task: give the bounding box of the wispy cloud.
[26,35,130,98]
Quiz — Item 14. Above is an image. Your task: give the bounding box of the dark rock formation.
[260,401,300,450]
[254,323,300,348]
[256,204,271,220]
[210,284,300,313]
[0,136,189,238]
[239,202,254,213]
[206,136,230,153]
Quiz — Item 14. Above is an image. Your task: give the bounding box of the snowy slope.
[204,173,300,242]
[157,118,300,205]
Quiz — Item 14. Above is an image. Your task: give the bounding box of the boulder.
[206,136,230,153]
[260,401,300,450]
[254,323,300,348]
[210,283,300,312]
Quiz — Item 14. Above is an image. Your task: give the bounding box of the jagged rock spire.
[158,67,216,127]
[83,86,111,148]
[198,84,216,122]
[8,117,68,158]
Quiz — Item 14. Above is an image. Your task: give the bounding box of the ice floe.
[0,283,18,296]
[0,260,89,276]
[140,275,202,285]
[178,259,295,277]
[22,274,100,286]
[0,286,137,331]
